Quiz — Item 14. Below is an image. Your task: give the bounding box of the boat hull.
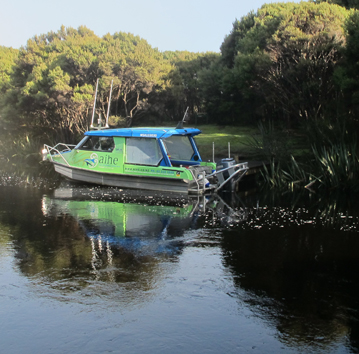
[54,163,189,193]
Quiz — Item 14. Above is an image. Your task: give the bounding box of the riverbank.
[191,124,260,161]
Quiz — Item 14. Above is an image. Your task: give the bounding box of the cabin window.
[126,138,163,166]
[77,136,115,152]
[163,136,195,160]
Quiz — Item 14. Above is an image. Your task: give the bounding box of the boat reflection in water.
[4,182,359,353]
[41,186,247,280]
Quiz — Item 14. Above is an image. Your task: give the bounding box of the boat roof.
[84,127,202,139]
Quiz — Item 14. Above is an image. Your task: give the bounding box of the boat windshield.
[76,136,115,152]
[74,136,89,150]
[163,135,195,160]
[126,138,163,166]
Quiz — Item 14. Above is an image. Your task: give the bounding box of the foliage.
[260,156,308,189]
[311,0,359,10]
[0,3,356,135]
[0,26,172,145]
[245,121,292,161]
[260,140,359,192]
[311,141,359,190]
[0,133,43,174]
[219,2,350,126]
[334,11,359,119]
[101,32,172,126]
[0,46,18,92]
[301,115,358,148]
[159,51,219,121]
[251,119,359,192]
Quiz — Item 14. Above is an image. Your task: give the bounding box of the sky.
[0,0,300,53]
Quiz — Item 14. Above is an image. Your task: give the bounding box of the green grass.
[192,124,309,162]
[192,124,259,160]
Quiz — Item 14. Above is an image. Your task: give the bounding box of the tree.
[1,26,101,142]
[0,46,18,92]
[213,2,349,126]
[0,27,173,140]
[161,51,220,121]
[311,0,359,10]
[0,46,19,150]
[94,32,172,127]
[335,10,359,118]
[257,2,348,124]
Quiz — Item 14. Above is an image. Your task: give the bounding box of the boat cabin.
[75,127,205,168]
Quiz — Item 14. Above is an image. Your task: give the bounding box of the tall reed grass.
[311,141,359,191]
[261,141,359,192]
[261,156,309,189]
[252,120,359,192]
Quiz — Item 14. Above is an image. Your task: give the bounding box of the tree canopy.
[312,0,359,10]
[201,1,351,125]
[0,27,172,142]
[0,46,18,91]
[0,1,358,145]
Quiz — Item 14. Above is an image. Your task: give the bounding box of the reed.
[261,156,308,189]
[261,141,359,192]
[311,141,359,191]
[4,136,42,165]
[0,134,59,185]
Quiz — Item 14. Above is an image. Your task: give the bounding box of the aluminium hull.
[53,162,189,193]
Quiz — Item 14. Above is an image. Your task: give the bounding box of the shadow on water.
[2,176,359,352]
[222,188,359,352]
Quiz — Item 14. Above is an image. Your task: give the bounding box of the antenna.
[90,78,99,129]
[175,106,189,129]
[213,142,215,163]
[105,80,113,128]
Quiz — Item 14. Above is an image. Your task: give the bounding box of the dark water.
[1,181,359,354]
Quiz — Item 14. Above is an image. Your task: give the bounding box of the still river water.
[1,175,359,354]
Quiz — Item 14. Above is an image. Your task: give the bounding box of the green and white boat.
[42,126,248,194]
[42,81,247,193]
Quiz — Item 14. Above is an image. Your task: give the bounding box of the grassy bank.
[193,124,307,162]
[192,124,260,161]
[194,123,359,193]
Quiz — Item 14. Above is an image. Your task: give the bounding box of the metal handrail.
[214,166,248,192]
[188,163,249,194]
[188,168,201,194]
[207,162,248,178]
[43,143,75,166]
[188,169,210,194]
